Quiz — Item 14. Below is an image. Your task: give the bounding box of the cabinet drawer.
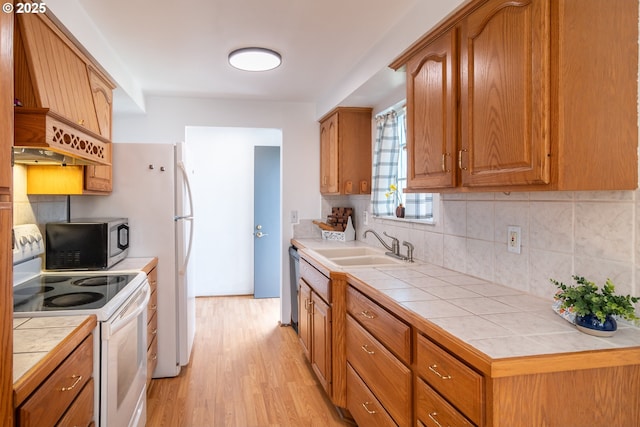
[416,377,474,427]
[56,378,94,427]
[347,363,397,427]
[347,286,411,363]
[416,334,483,425]
[18,336,93,427]
[147,311,158,350]
[300,258,330,302]
[347,316,411,427]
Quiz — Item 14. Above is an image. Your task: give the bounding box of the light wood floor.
[146,296,353,427]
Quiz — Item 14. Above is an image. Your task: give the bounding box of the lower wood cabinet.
[144,259,159,389]
[299,279,332,394]
[416,378,474,427]
[293,246,640,427]
[346,363,397,427]
[298,258,332,396]
[416,334,483,425]
[346,315,411,427]
[15,335,94,427]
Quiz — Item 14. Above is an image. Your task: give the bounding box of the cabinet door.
[459,0,550,188]
[17,14,100,134]
[84,164,112,193]
[320,113,339,194]
[311,293,331,395]
[88,67,113,140]
[298,279,312,360]
[406,29,458,190]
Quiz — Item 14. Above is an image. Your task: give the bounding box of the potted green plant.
[551,275,639,337]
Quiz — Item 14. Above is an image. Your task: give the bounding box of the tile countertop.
[13,316,92,383]
[293,238,640,360]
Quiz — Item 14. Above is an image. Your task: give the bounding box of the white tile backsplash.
[328,189,639,301]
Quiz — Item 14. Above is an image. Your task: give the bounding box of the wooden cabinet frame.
[392,0,638,193]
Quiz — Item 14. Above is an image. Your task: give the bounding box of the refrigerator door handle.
[177,160,195,275]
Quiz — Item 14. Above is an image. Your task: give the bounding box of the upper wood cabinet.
[14,12,115,193]
[392,0,638,193]
[319,107,372,195]
[405,29,458,190]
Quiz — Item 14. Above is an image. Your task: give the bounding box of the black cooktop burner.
[71,275,127,287]
[14,285,53,296]
[44,292,104,308]
[42,276,72,284]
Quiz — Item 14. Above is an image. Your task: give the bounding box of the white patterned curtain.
[401,111,433,219]
[371,112,400,216]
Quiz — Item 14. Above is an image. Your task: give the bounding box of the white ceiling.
[45,0,466,116]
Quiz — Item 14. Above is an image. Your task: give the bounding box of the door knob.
[255,231,268,238]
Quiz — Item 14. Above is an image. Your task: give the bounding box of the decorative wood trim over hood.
[13,12,115,166]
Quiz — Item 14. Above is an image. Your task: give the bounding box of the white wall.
[185,126,281,297]
[113,95,320,323]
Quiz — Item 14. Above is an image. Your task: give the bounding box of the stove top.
[14,272,140,311]
[13,270,148,321]
[12,224,148,321]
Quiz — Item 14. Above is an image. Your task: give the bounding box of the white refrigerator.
[71,142,196,378]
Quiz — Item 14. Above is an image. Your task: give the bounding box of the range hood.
[13,147,98,166]
[13,13,114,168]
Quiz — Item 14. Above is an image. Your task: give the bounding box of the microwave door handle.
[104,284,150,338]
[117,224,129,250]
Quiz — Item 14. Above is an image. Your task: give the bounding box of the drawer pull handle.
[428,412,448,427]
[360,310,375,319]
[61,375,83,392]
[361,402,376,414]
[429,364,452,380]
[361,344,375,355]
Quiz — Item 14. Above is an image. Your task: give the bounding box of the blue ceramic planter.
[575,314,617,337]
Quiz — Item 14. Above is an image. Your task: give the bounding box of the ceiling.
[46,0,465,116]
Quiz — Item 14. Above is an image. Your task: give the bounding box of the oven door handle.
[103,282,150,338]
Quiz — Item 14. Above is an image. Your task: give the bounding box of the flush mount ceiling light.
[228,47,282,71]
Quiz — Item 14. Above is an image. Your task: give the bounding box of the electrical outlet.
[507,226,521,254]
[290,210,298,224]
[363,210,369,226]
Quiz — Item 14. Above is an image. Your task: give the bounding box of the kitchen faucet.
[363,229,407,260]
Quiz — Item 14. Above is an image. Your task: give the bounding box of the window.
[372,104,436,222]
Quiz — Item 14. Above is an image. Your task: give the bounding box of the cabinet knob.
[428,412,445,427]
[428,363,452,380]
[61,374,83,392]
[361,402,377,414]
[361,344,375,355]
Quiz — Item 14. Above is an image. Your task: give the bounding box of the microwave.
[45,218,130,270]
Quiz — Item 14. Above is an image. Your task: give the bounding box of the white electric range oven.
[13,224,149,427]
